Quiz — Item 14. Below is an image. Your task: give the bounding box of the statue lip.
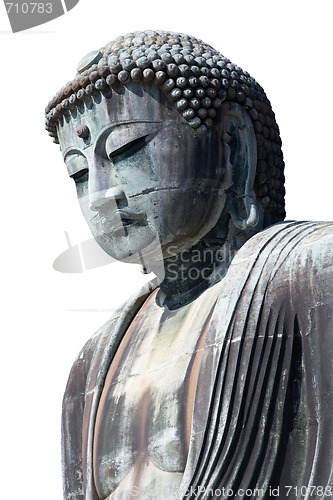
[100,208,147,235]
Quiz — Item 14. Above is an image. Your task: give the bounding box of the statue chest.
[92,283,222,499]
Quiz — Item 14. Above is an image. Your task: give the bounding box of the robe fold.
[62,221,333,499]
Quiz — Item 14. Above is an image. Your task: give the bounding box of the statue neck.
[153,224,254,310]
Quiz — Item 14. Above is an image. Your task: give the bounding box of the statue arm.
[61,335,100,500]
[61,279,158,499]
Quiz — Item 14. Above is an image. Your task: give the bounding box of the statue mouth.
[96,208,147,237]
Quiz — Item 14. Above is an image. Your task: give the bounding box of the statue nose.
[89,186,126,211]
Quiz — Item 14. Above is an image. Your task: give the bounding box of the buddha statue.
[46,30,333,499]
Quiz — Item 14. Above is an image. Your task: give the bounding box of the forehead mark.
[76,125,90,139]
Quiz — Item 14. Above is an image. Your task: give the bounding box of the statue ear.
[220,102,259,230]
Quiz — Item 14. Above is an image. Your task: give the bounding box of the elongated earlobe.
[229,194,259,230]
[220,102,260,231]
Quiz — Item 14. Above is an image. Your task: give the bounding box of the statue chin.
[92,211,220,269]
[93,222,175,269]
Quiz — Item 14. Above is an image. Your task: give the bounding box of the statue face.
[57,83,227,264]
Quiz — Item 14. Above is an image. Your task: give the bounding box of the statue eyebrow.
[95,119,163,141]
[110,119,162,127]
[63,148,86,161]
[93,120,162,159]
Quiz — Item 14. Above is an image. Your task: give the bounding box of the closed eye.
[65,151,88,180]
[110,135,149,161]
[103,122,160,161]
[71,168,89,183]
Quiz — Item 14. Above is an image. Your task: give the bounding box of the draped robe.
[62,221,333,499]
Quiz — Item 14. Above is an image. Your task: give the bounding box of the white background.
[0,1,332,498]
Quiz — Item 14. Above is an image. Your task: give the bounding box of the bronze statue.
[46,30,333,499]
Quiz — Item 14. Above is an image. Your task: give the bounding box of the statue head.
[46,30,285,268]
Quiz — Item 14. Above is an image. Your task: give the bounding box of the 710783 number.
[5,3,53,14]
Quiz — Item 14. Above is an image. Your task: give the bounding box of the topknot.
[45,30,285,220]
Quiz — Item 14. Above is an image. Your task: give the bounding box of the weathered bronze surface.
[47,30,333,499]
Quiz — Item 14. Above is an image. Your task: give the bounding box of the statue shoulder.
[222,221,333,317]
[246,221,333,335]
[284,222,333,316]
[245,220,333,274]
[282,221,333,278]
